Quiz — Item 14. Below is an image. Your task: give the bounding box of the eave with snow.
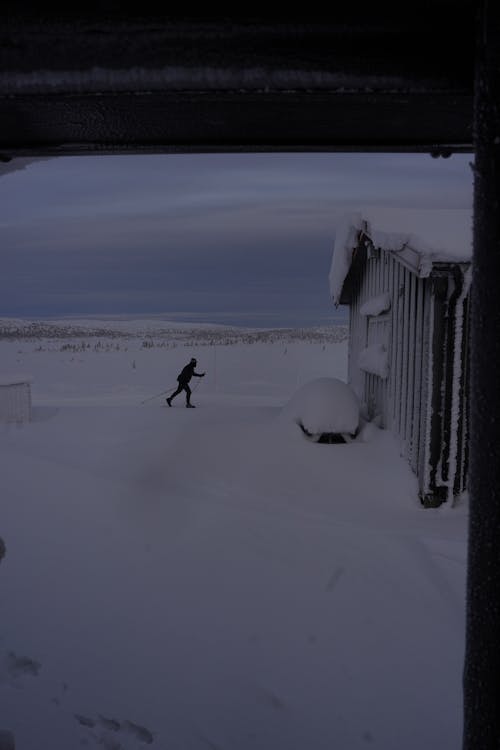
[329,208,472,507]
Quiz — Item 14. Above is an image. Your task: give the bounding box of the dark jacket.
[177,362,203,384]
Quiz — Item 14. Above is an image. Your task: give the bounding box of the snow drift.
[281,377,360,440]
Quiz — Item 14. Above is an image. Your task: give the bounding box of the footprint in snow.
[75,713,155,746]
[0,651,41,687]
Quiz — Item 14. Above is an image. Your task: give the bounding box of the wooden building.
[329,209,472,506]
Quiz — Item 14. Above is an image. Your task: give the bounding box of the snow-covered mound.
[282,377,360,440]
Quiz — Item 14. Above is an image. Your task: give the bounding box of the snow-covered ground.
[0,320,468,750]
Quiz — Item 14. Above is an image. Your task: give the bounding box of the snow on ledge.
[358,345,389,379]
[360,292,391,317]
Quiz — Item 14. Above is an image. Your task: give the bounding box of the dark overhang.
[0,6,475,158]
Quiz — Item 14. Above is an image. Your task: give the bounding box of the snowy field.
[0,319,468,750]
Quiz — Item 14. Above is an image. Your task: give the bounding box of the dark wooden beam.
[463,2,500,748]
[0,91,473,157]
[0,9,475,156]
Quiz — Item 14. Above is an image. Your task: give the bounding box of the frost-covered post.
[463,3,500,748]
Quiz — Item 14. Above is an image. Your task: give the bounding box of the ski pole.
[141,389,170,404]
[192,378,202,392]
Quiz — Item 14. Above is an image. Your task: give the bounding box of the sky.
[0,152,473,327]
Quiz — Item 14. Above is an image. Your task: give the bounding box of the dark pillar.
[0,732,14,750]
[463,2,500,748]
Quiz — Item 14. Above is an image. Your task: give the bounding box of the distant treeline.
[0,320,348,346]
[0,321,127,340]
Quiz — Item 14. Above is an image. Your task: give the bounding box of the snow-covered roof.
[329,207,472,306]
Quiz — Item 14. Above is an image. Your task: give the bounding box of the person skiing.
[166,357,205,408]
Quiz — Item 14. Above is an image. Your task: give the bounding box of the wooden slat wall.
[347,244,470,503]
[411,278,426,475]
[395,262,405,435]
[418,281,433,496]
[349,249,433,491]
[389,255,399,431]
[405,274,416,458]
[347,259,364,400]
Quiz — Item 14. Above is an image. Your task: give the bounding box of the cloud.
[0,153,473,321]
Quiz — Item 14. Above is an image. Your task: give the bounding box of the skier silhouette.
[166,357,205,408]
